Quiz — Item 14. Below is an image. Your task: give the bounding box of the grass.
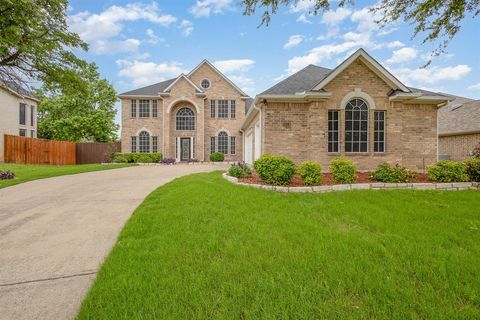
[0,163,134,189]
[77,172,480,319]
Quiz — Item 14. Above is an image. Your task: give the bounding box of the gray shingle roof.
[119,78,176,96]
[1,81,37,100]
[439,96,480,135]
[260,65,331,95]
[245,98,254,113]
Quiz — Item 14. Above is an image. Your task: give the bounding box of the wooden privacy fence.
[4,135,121,165]
[76,141,121,164]
[4,134,76,165]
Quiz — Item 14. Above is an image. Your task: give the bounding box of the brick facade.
[261,60,438,171]
[439,133,480,161]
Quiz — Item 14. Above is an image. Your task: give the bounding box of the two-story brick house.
[119,60,252,162]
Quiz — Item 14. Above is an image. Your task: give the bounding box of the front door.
[180,138,191,161]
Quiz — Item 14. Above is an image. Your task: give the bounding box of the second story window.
[31,105,35,126]
[139,99,150,117]
[176,107,195,130]
[230,100,236,119]
[218,100,228,119]
[210,100,216,118]
[19,103,26,125]
[152,100,158,117]
[131,100,137,118]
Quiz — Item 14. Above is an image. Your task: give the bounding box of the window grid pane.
[139,100,150,118]
[345,99,368,153]
[19,103,26,125]
[19,129,26,136]
[218,100,228,119]
[192,137,196,159]
[328,110,339,153]
[230,100,236,119]
[374,111,385,152]
[176,107,195,130]
[218,131,228,154]
[230,136,236,155]
[210,137,216,154]
[131,100,136,117]
[31,105,35,126]
[210,100,215,118]
[152,136,158,153]
[139,131,150,153]
[131,136,137,153]
[152,100,158,117]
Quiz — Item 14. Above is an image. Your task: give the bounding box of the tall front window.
[139,131,150,153]
[210,136,216,154]
[328,110,339,153]
[152,100,158,117]
[31,105,35,126]
[131,136,137,153]
[131,100,137,118]
[218,131,228,154]
[210,100,216,118]
[218,100,228,118]
[374,111,385,152]
[230,100,236,119]
[176,107,195,130]
[19,103,26,125]
[152,136,158,153]
[139,100,150,117]
[345,99,368,153]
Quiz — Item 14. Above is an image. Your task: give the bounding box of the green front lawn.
[78,172,480,319]
[0,163,135,189]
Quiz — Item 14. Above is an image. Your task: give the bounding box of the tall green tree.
[37,63,119,142]
[241,0,479,58]
[0,0,87,89]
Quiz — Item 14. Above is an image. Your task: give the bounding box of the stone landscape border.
[223,173,479,193]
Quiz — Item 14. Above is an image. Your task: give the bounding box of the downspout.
[239,129,244,163]
[253,103,263,158]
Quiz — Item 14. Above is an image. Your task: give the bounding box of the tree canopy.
[0,0,87,89]
[37,63,119,143]
[241,0,479,57]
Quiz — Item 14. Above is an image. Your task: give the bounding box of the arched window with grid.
[345,98,368,153]
[139,131,150,153]
[176,107,195,130]
[217,131,228,154]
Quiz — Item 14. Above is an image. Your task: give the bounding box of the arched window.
[218,131,228,154]
[345,98,368,152]
[139,131,150,153]
[176,107,195,130]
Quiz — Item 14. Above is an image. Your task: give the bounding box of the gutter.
[439,129,480,137]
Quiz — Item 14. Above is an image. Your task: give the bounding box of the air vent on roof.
[450,104,463,110]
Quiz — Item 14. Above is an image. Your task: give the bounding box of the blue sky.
[68,0,480,122]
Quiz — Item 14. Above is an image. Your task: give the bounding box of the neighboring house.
[241,49,450,171]
[118,60,252,162]
[0,82,39,162]
[438,96,480,160]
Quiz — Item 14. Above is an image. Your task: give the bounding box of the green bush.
[210,152,225,162]
[427,160,469,182]
[329,157,357,184]
[113,153,162,163]
[465,158,480,182]
[369,163,416,183]
[298,161,322,186]
[254,154,296,186]
[228,163,252,178]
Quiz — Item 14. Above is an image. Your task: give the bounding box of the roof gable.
[164,74,203,93]
[188,60,249,97]
[311,48,410,92]
[118,78,175,96]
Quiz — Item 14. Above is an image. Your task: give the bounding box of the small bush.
[427,160,469,182]
[298,161,322,185]
[113,153,128,163]
[472,145,480,159]
[114,153,162,163]
[254,154,296,186]
[160,158,176,165]
[210,152,224,162]
[369,163,416,183]
[465,157,480,182]
[137,154,154,163]
[228,162,252,178]
[0,170,15,180]
[329,157,356,184]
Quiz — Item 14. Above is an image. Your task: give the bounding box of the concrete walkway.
[0,164,227,320]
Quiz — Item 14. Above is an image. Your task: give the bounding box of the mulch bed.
[239,172,433,187]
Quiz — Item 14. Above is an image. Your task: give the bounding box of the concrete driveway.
[0,164,227,320]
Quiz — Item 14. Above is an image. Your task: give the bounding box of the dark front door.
[180,138,190,161]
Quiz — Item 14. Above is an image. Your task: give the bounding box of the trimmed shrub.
[427,160,469,182]
[228,162,252,178]
[465,157,480,182]
[369,163,416,183]
[137,154,154,163]
[0,170,15,180]
[114,153,162,163]
[113,153,128,163]
[254,154,296,186]
[298,161,322,186]
[329,157,357,184]
[210,152,224,162]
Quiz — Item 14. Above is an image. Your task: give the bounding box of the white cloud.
[351,7,380,32]
[296,13,312,24]
[387,41,404,49]
[284,35,304,49]
[190,0,233,18]
[229,74,255,94]
[213,59,255,73]
[90,38,140,55]
[180,20,194,36]
[390,65,472,85]
[467,83,480,90]
[290,0,316,13]
[321,7,351,26]
[116,60,185,87]
[146,29,165,44]
[386,47,418,64]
